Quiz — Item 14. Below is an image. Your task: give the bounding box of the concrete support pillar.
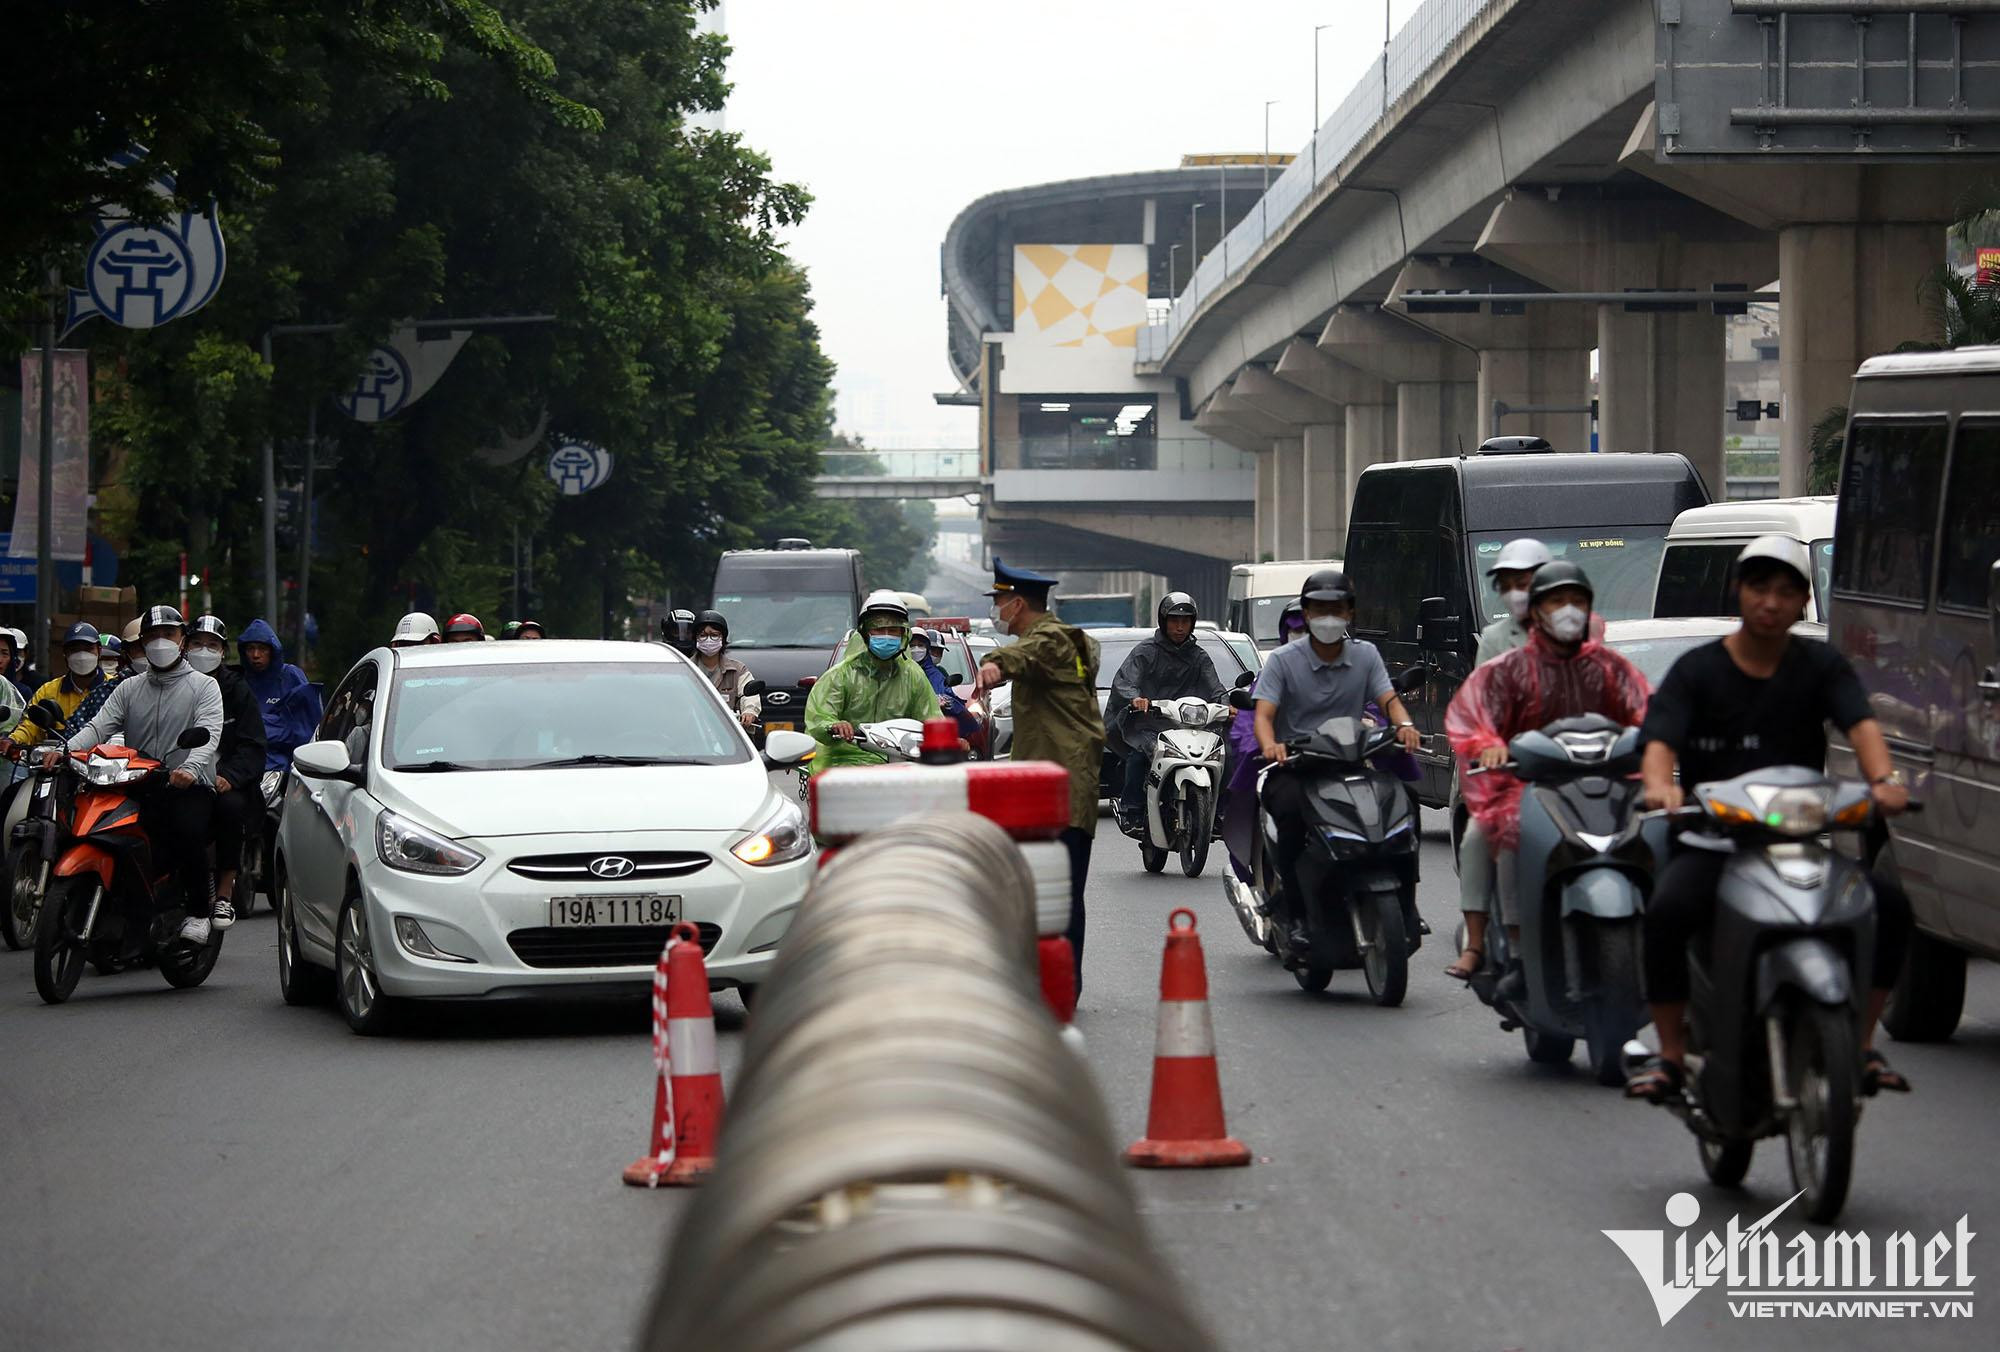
[1273,437,1306,560]
[1302,423,1344,557]
[1777,222,1938,495]
[1478,347,1593,451]
[1596,308,1727,492]
[1343,401,1394,526]
[1395,380,1481,460]
[1253,448,1279,563]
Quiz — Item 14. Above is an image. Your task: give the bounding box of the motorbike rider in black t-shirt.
[1629,536,1914,1100]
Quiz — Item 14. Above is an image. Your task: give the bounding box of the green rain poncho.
[803,628,940,774]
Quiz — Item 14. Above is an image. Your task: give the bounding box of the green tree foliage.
[21,0,859,671]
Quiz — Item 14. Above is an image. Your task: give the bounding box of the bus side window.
[1833,419,1947,604]
[1937,422,2000,611]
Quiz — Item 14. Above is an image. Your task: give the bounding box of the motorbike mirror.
[1232,669,1256,689]
[945,671,964,685]
[27,699,64,729]
[177,727,211,750]
[1392,663,1433,697]
[740,679,767,698]
[1227,687,1255,712]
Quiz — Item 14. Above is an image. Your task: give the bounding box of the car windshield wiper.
[393,759,482,773]
[517,754,707,769]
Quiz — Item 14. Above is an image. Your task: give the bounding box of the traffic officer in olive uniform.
[974,559,1105,993]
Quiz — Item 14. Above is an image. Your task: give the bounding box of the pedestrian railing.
[640,813,1213,1352]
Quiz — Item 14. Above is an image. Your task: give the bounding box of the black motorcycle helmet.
[664,608,697,653]
[1157,591,1198,628]
[1527,559,1594,607]
[189,614,229,644]
[1299,569,1354,607]
[693,609,728,640]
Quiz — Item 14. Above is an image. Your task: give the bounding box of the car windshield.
[1469,527,1670,623]
[1092,634,1249,691]
[1601,633,1721,687]
[1241,595,1294,644]
[385,661,751,771]
[710,592,853,648]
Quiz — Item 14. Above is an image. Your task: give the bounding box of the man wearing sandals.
[1630,536,1913,1100]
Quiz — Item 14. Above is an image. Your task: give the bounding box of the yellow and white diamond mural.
[1012,243,1148,349]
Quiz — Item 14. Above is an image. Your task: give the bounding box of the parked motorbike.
[1,701,74,951]
[32,726,221,1005]
[1622,766,1911,1224]
[1462,715,1665,1085]
[1222,667,1428,1003]
[1120,697,1229,877]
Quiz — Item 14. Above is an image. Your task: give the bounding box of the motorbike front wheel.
[1358,883,1408,1007]
[1583,918,1645,1087]
[1700,1135,1754,1188]
[1179,788,1211,878]
[2,842,42,950]
[33,875,97,1005]
[1785,1000,1859,1224]
[1140,841,1169,873]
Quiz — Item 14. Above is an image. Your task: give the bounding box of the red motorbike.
[33,727,218,1005]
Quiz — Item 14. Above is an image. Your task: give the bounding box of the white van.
[1651,496,1836,623]
[1227,559,1340,651]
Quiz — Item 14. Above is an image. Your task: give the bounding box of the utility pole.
[33,272,58,680]
[1191,202,1205,265]
[260,329,278,621]
[1264,101,1280,192]
[1314,24,1332,178]
[296,403,316,658]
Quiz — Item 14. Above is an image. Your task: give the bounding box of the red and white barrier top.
[810,759,1071,845]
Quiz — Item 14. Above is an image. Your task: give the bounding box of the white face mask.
[1307,615,1349,645]
[100,659,120,678]
[694,635,724,657]
[67,650,99,677]
[989,600,1013,637]
[146,638,182,670]
[1543,604,1589,643]
[185,647,224,675]
[1502,588,1530,621]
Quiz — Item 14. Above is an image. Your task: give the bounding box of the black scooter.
[1223,666,1428,1004]
[1623,765,1911,1224]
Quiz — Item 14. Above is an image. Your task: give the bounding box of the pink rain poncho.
[1445,627,1651,852]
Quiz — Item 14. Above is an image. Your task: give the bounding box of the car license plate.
[764,721,795,732]
[547,895,680,927]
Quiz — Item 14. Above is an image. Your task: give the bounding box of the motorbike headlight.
[732,797,812,867]
[82,755,145,786]
[376,810,484,875]
[1760,787,1830,837]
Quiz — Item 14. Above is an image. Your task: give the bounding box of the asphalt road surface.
[6,816,1997,1351]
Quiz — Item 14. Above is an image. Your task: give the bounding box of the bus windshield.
[1468,528,1670,624]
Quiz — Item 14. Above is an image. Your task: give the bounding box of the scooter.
[1462,715,1665,1085]
[1222,669,1428,1003]
[849,717,928,763]
[235,766,287,914]
[1,702,75,951]
[1120,697,1230,877]
[32,726,221,1005]
[1622,766,1909,1224]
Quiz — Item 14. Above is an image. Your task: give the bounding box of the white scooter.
[1121,697,1230,877]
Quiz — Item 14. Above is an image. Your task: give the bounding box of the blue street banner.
[62,149,226,336]
[546,441,613,496]
[334,325,471,422]
[0,533,120,604]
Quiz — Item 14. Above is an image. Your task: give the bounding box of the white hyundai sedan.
[275,640,816,1033]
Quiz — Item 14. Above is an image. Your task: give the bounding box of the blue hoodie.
[239,619,323,771]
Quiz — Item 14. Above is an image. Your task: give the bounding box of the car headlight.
[376,809,484,875]
[732,797,812,867]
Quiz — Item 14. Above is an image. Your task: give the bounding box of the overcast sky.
[725,1,1430,450]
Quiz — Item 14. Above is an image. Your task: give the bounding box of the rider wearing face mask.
[1250,570,1422,953]
[803,591,938,774]
[188,616,268,926]
[46,606,227,943]
[1475,538,1553,664]
[9,623,107,754]
[689,610,759,727]
[1443,561,1652,988]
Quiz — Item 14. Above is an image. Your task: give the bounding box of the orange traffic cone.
[1125,908,1250,1169]
[623,923,724,1187]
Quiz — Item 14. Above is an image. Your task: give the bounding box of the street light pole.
[1314,24,1331,177]
[1264,100,1280,192]
[1169,243,1181,295]
[260,329,278,623]
[1191,202,1205,265]
[34,273,57,681]
[296,402,316,659]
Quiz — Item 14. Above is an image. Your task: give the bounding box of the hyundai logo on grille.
[588,856,636,879]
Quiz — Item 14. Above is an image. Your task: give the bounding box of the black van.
[710,542,867,696]
[1344,450,1710,806]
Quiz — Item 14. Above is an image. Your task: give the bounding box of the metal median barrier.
[640,812,1214,1352]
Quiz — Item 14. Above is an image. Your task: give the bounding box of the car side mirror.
[762,729,816,768]
[1232,669,1256,689]
[1393,663,1434,698]
[1415,596,1463,651]
[1228,687,1255,712]
[741,679,767,698]
[177,727,211,750]
[293,739,357,781]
